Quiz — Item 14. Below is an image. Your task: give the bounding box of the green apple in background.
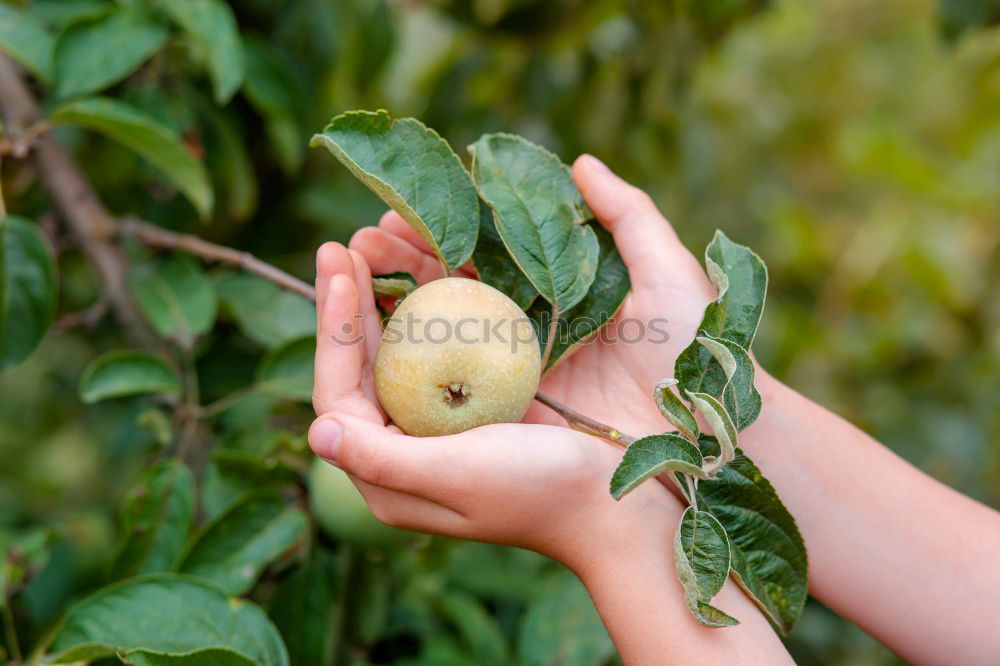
[375,278,541,436]
[308,458,417,548]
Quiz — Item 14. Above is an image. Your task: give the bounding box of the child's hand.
[308,242,681,575]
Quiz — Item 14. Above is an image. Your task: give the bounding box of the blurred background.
[2,0,998,664]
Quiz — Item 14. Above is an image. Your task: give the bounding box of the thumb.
[308,412,443,496]
[572,154,703,288]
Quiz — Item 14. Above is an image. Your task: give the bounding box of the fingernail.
[310,418,342,463]
[585,153,612,175]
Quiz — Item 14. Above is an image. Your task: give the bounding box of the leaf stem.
[0,156,6,220]
[200,384,261,418]
[2,597,22,664]
[686,475,699,510]
[534,391,637,447]
[539,304,559,370]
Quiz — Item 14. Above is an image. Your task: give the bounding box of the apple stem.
[534,391,637,447]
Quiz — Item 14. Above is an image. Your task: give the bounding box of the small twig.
[2,598,22,665]
[534,391,637,447]
[175,349,202,462]
[118,217,316,301]
[540,304,559,370]
[200,384,261,418]
[55,298,110,331]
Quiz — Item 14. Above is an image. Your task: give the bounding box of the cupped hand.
[308,242,679,573]
[348,155,718,438]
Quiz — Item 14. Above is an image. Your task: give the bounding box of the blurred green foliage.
[1,0,998,664]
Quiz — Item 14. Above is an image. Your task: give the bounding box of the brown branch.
[534,391,637,447]
[0,54,155,347]
[118,217,316,301]
[55,298,110,331]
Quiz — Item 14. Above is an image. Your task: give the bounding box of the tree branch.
[118,217,315,301]
[0,54,155,347]
[534,391,637,447]
[0,54,632,453]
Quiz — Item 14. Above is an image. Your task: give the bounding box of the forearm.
[743,374,1000,664]
[574,501,793,665]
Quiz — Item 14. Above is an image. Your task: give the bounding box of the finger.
[349,226,445,284]
[378,211,434,255]
[315,242,355,321]
[309,413,462,497]
[347,249,383,372]
[312,275,382,421]
[350,476,468,535]
[379,212,478,279]
[572,155,705,288]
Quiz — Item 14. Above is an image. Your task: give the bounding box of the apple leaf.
[50,97,213,218]
[267,549,338,666]
[79,350,180,403]
[202,450,300,521]
[675,230,767,399]
[52,12,168,98]
[0,3,55,83]
[529,223,628,370]
[469,133,598,313]
[178,492,308,596]
[653,379,700,443]
[0,216,57,371]
[311,110,479,274]
[472,199,538,310]
[696,334,761,431]
[111,459,195,580]
[693,443,808,635]
[673,507,739,628]
[256,336,315,403]
[46,573,288,665]
[129,254,217,349]
[161,0,244,104]
[216,273,315,349]
[686,390,737,473]
[610,434,704,500]
[372,271,418,301]
[124,647,256,665]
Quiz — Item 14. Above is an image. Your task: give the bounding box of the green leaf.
[130,254,217,348]
[530,223,629,370]
[437,590,509,666]
[673,507,739,628]
[79,350,180,403]
[202,450,300,521]
[311,110,479,274]
[47,573,289,665]
[193,96,258,221]
[0,216,57,371]
[675,230,767,396]
[0,3,55,82]
[243,38,306,175]
[469,133,598,313]
[30,0,111,29]
[51,97,213,218]
[216,273,315,349]
[372,271,418,301]
[161,0,244,104]
[653,379,699,443]
[609,434,704,500]
[179,492,308,596]
[256,336,315,403]
[471,199,538,310]
[267,549,337,666]
[126,647,256,666]
[52,12,168,98]
[111,459,195,580]
[518,568,615,666]
[696,335,762,431]
[686,390,737,474]
[694,446,808,634]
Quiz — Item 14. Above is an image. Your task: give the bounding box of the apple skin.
[374,277,541,436]
[308,459,417,548]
